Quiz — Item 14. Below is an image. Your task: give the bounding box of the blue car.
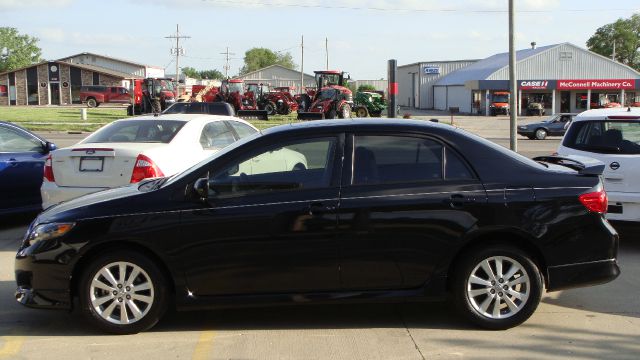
[0,121,56,215]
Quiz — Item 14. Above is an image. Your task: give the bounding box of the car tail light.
[130,154,164,183]
[579,189,608,214]
[44,154,55,182]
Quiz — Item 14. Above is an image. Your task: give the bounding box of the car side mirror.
[194,178,208,202]
[43,141,57,154]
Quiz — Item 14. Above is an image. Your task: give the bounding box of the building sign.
[557,79,635,90]
[48,63,59,82]
[423,66,440,75]
[519,80,549,90]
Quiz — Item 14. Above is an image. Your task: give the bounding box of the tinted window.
[563,120,640,154]
[84,120,186,143]
[445,148,475,180]
[228,121,258,139]
[200,122,236,150]
[353,136,443,185]
[209,138,335,197]
[0,126,42,152]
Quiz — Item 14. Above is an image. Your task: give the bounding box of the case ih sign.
[519,80,549,90]
[557,79,635,90]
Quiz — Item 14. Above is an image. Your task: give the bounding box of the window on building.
[576,93,588,110]
[93,72,100,85]
[8,72,16,105]
[70,67,82,104]
[0,84,7,97]
[26,67,38,105]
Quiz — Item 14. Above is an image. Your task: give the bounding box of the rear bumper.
[547,259,620,291]
[606,192,640,222]
[41,181,107,209]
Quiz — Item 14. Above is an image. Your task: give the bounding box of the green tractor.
[353,91,386,117]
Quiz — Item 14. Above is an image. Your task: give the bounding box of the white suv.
[557,107,640,222]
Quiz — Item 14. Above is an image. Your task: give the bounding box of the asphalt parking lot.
[1,117,638,359]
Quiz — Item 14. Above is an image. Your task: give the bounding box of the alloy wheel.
[89,261,154,325]
[466,256,530,320]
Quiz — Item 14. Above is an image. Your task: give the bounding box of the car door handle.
[307,202,335,215]
[449,194,475,208]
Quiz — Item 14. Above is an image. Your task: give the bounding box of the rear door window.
[200,121,237,150]
[228,121,258,139]
[563,121,640,154]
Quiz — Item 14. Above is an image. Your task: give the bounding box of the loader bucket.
[237,110,269,120]
[297,112,325,121]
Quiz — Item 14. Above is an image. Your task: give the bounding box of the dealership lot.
[2,117,639,359]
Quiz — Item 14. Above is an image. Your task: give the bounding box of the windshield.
[317,89,337,101]
[82,120,186,143]
[228,82,244,93]
[316,73,341,87]
[156,79,174,92]
[493,94,509,103]
[246,84,259,94]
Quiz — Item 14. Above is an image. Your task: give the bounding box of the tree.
[182,66,201,79]
[586,14,640,71]
[199,69,223,80]
[0,27,42,72]
[240,47,297,74]
[358,84,377,92]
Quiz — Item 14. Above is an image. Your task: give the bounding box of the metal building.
[399,43,640,115]
[235,65,316,92]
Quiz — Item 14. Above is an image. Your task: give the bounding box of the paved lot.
[1,116,636,359]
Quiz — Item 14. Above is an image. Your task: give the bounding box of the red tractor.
[213,79,267,120]
[127,78,177,115]
[297,70,353,120]
[247,83,299,115]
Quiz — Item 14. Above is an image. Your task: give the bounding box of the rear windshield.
[163,102,235,116]
[83,120,187,143]
[563,120,640,154]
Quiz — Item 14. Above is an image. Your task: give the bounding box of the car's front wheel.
[452,245,543,330]
[78,251,168,334]
[535,128,547,140]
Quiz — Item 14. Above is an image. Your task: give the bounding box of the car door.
[179,134,344,296]
[0,125,47,212]
[337,133,486,290]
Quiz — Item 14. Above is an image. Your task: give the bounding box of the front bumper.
[547,258,620,291]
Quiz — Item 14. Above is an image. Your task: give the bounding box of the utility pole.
[325,37,329,70]
[221,47,235,78]
[165,24,190,96]
[300,35,304,94]
[612,40,616,61]
[508,0,518,152]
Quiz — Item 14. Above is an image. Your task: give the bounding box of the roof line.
[234,64,315,79]
[399,60,480,68]
[57,52,158,68]
[0,60,143,78]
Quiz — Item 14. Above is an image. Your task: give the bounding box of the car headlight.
[26,223,75,246]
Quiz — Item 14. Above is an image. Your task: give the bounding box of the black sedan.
[517,113,577,140]
[0,121,56,215]
[15,119,619,334]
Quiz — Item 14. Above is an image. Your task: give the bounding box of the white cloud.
[0,0,73,11]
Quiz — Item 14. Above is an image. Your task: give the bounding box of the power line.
[221,47,236,78]
[203,1,637,13]
[165,24,190,95]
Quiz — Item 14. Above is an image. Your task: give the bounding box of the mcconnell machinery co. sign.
[557,79,635,90]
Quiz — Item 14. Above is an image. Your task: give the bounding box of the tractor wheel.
[326,109,337,119]
[355,106,368,118]
[298,94,311,112]
[339,104,352,119]
[264,102,277,116]
[280,105,292,115]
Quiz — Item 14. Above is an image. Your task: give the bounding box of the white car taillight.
[44,154,55,182]
[130,154,164,183]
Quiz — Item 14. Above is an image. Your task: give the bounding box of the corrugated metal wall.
[398,64,419,107]
[419,61,477,109]
[446,86,472,113]
[433,86,447,110]
[489,43,640,80]
[237,66,316,91]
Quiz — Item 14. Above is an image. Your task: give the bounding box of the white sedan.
[41,114,259,208]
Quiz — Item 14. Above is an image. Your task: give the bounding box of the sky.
[1,0,639,80]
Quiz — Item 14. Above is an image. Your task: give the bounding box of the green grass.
[0,107,301,132]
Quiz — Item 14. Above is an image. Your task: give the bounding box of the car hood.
[37,183,146,224]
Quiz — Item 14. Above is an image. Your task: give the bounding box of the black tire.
[534,128,547,140]
[264,101,277,116]
[355,106,368,118]
[86,98,97,108]
[526,135,535,140]
[78,250,168,334]
[326,109,337,119]
[451,244,543,330]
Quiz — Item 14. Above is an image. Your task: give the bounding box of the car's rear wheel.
[78,251,168,334]
[452,245,543,330]
[535,128,547,140]
[86,98,97,108]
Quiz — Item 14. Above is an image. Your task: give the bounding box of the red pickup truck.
[80,86,131,107]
